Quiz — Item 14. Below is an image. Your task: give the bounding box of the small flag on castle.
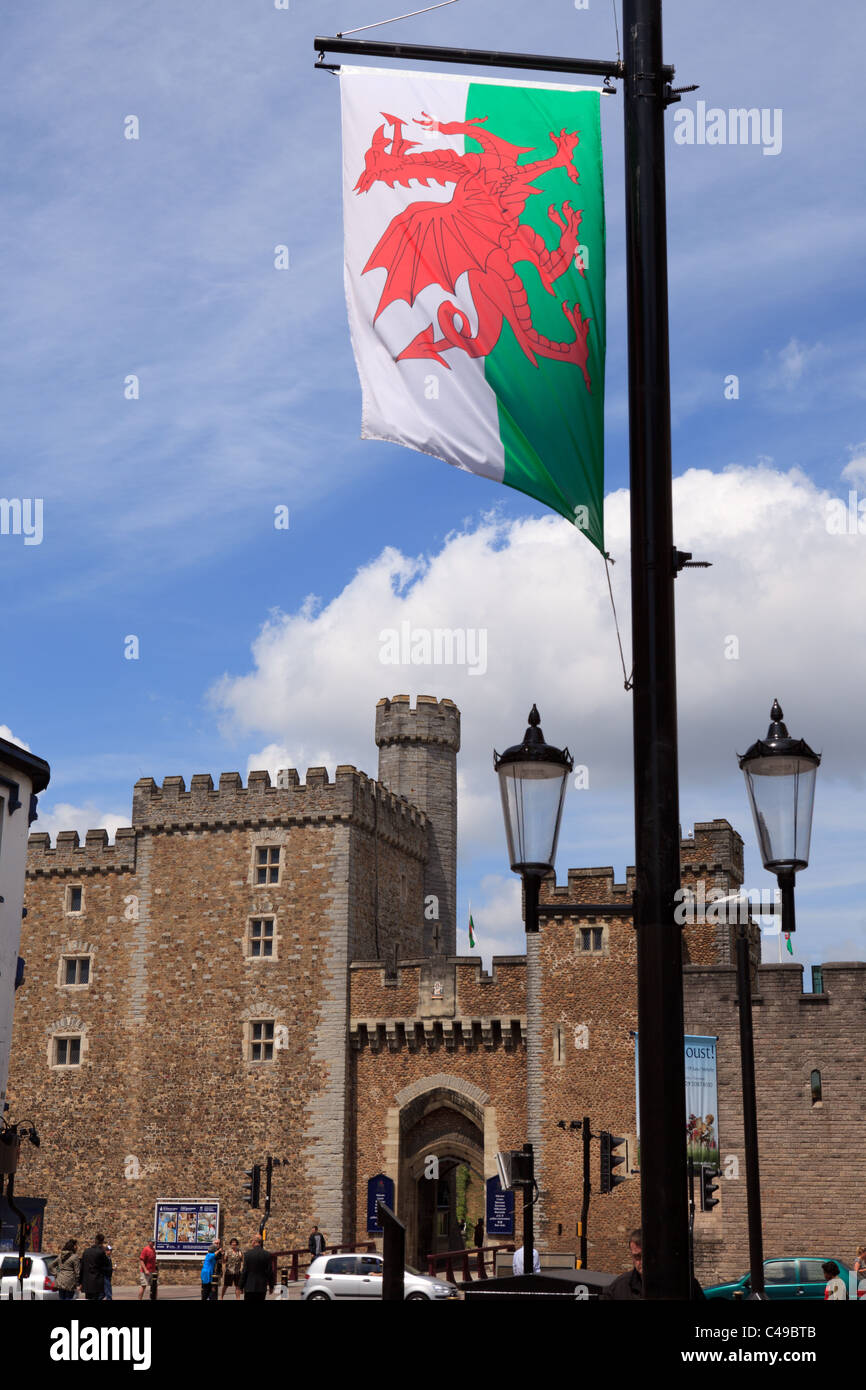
[785,933,793,956]
[468,909,476,949]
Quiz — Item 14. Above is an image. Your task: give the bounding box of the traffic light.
[700,1165,720,1212]
[242,1164,261,1208]
[599,1132,628,1193]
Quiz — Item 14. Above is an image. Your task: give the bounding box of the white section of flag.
[341,67,506,482]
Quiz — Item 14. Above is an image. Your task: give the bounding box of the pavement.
[107,1283,304,1301]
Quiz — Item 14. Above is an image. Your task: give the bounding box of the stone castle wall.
[10,764,429,1282]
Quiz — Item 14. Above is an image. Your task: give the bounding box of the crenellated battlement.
[540,821,744,908]
[375,694,461,751]
[542,866,634,905]
[129,765,428,858]
[349,955,526,1050]
[686,960,866,1004]
[27,826,137,877]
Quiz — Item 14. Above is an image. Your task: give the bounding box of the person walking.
[138,1238,157,1300]
[239,1234,274,1301]
[200,1244,219,1301]
[103,1243,114,1301]
[56,1239,81,1301]
[823,1261,848,1300]
[308,1225,326,1261]
[221,1239,244,1300]
[80,1234,112,1302]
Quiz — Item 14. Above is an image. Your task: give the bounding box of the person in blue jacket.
[201,1244,218,1301]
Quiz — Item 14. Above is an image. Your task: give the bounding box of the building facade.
[7,696,865,1284]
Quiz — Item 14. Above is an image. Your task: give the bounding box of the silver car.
[0,1252,60,1300]
[302,1252,460,1301]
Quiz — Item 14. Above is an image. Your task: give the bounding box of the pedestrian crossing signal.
[600,1132,628,1193]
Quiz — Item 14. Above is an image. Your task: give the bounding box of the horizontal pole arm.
[313,35,643,80]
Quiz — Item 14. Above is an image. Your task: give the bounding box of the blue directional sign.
[486,1175,514,1236]
[366,1173,395,1233]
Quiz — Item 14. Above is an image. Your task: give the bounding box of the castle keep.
[7,696,865,1284]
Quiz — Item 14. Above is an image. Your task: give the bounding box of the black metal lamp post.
[494,706,573,932]
[738,700,821,937]
[735,700,819,1300]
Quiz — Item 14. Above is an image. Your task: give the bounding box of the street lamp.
[494,706,573,932]
[734,701,819,1300]
[738,700,820,936]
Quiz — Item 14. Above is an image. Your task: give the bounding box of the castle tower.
[375,695,460,955]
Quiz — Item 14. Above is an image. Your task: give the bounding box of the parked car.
[705,1257,856,1301]
[0,1253,60,1301]
[302,1252,460,1300]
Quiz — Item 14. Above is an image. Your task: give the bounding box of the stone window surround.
[576,923,607,954]
[553,1023,565,1065]
[57,951,94,990]
[48,1027,88,1071]
[252,843,282,887]
[245,915,278,962]
[65,883,85,915]
[244,1019,277,1063]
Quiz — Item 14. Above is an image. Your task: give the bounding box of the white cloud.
[33,802,128,846]
[841,442,866,484]
[209,461,866,961]
[0,726,30,751]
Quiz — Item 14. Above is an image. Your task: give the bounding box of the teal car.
[705,1257,856,1300]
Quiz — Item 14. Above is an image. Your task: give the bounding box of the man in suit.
[239,1234,274,1301]
[80,1233,112,1302]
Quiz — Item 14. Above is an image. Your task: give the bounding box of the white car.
[0,1252,60,1300]
[302,1252,460,1301]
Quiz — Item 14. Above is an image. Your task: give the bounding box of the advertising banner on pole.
[634,1033,719,1164]
[341,64,607,551]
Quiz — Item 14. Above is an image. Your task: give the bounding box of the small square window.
[255,846,280,885]
[63,956,91,986]
[579,927,604,953]
[249,919,275,958]
[67,886,83,913]
[250,1020,275,1062]
[54,1036,81,1067]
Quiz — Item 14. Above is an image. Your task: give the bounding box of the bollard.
[150,1269,159,1301]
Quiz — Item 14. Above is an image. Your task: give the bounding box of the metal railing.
[426,1244,516,1283]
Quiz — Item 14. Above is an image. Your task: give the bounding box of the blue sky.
[3,1,865,976]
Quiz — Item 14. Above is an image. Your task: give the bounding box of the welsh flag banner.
[341,66,606,551]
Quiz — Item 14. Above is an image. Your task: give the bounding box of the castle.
[7,695,865,1283]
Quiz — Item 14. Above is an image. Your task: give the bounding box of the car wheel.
[406,1291,429,1300]
[307,1292,330,1301]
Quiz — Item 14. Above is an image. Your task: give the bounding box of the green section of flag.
[468,912,476,949]
[465,83,606,552]
[785,933,793,956]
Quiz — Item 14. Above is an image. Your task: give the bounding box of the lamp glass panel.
[742,756,817,871]
[497,761,569,873]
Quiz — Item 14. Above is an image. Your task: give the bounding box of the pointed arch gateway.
[390,1074,493,1267]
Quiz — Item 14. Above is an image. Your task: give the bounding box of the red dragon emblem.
[355,112,593,392]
